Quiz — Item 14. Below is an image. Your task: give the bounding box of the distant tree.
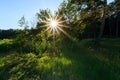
[18,16,29,29]
[115,0,120,37]
[96,0,107,44]
[0,29,16,39]
[105,0,120,37]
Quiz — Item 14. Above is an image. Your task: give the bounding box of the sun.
[39,13,74,42]
[40,13,70,37]
[43,14,64,35]
[50,20,58,28]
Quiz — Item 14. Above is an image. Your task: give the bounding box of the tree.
[96,0,107,43]
[18,16,29,29]
[36,9,51,29]
[115,0,120,37]
[105,0,120,37]
[58,0,103,39]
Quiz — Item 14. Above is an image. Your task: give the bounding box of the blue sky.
[0,0,114,29]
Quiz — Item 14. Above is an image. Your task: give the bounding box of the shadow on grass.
[59,38,120,80]
[0,39,15,54]
[0,38,120,80]
[0,43,13,53]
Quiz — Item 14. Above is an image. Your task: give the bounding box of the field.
[0,38,120,80]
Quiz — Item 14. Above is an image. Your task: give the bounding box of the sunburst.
[43,13,65,35]
[39,12,73,41]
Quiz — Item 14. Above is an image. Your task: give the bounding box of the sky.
[0,0,114,30]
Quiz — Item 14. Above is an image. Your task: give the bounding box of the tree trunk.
[116,19,119,37]
[96,0,107,44]
[108,16,112,37]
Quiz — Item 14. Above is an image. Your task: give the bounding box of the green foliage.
[36,9,52,29]
[1,1,120,79]
[0,52,72,80]
[0,38,120,80]
[0,39,13,52]
[58,0,102,40]
[14,27,55,56]
[0,29,16,39]
[18,16,29,29]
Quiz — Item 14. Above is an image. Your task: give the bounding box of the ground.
[0,38,120,80]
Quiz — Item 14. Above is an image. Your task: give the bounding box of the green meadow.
[0,38,120,80]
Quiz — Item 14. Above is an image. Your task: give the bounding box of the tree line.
[0,0,120,42]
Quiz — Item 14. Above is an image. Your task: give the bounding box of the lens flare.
[39,12,72,40]
[50,20,58,28]
[42,13,65,35]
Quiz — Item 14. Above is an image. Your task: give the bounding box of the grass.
[0,38,120,80]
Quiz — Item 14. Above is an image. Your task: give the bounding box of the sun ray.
[57,27,74,41]
[39,12,74,42]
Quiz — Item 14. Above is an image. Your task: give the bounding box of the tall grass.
[0,38,120,80]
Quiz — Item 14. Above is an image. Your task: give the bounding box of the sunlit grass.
[0,52,72,80]
[0,38,120,80]
[0,39,12,45]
